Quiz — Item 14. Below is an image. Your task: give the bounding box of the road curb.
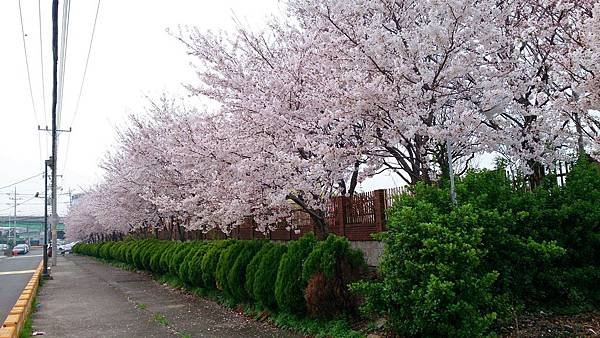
[0,261,43,338]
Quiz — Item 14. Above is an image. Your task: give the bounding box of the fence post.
[331,196,346,236]
[373,189,386,232]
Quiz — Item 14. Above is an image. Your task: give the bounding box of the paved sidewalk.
[32,255,300,338]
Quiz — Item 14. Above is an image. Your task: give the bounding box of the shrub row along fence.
[72,234,366,320]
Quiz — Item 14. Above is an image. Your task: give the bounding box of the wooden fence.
[141,187,410,242]
[505,161,573,189]
[225,187,410,241]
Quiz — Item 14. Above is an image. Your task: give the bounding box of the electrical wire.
[18,0,40,124]
[38,0,49,161]
[62,0,102,176]
[18,0,44,169]
[38,0,47,126]
[57,0,71,128]
[0,174,43,191]
[0,196,38,213]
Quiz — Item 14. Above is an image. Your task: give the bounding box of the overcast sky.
[0,0,419,219]
[0,0,290,217]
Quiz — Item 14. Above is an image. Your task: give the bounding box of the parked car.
[12,244,29,255]
[0,244,8,251]
[58,242,78,254]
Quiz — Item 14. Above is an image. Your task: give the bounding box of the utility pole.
[43,158,50,276]
[13,187,17,246]
[51,0,59,267]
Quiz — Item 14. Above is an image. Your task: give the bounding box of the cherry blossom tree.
[65,0,600,239]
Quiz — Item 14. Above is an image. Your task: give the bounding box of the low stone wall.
[349,241,384,267]
[273,239,383,266]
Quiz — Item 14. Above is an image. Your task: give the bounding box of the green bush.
[275,233,317,314]
[141,240,160,271]
[159,242,180,274]
[246,243,274,298]
[302,235,365,318]
[201,240,232,289]
[125,241,140,266]
[132,239,149,269]
[89,242,100,257]
[253,244,287,309]
[216,242,245,297]
[353,203,499,336]
[170,242,193,276]
[227,240,265,302]
[187,243,212,287]
[179,242,204,283]
[149,242,170,273]
[109,242,122,260]
[354,156,600,336]
[98,242,113,259]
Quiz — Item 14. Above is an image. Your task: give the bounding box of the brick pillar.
[373,189,386,232]
[331,196,346,236]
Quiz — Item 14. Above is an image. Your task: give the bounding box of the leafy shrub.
[352,203,499,336]
[216,242,244,297]
[246,243,274,298]
[99,242,113,259]
[187,243,212,287]
[227,240,265,302]
[302,235,365,318]
[109,242,122,260]
[159,242,180,274]
[201,240,232,289]
[149,242,169,273]
[141,240,160,271]
[89,242,101,258]
[275,233,317,314]
[179,242,204,283]
[253,244,287,309]
[132,239,150,269]
[170,242,193,276]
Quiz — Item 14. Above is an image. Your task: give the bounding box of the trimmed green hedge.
[254,244,287,309]
[73,233,364,320]
[275,233,316,315]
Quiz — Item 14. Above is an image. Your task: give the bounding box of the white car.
[58,241,78,254]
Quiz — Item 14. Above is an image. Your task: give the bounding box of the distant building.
[0,216,65,244]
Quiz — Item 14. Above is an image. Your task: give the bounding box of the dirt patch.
[500,311,600,337]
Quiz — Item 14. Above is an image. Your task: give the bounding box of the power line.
[3,192,70,196]
[0,173,43,191]
[71,0,101,128]
[18,0,40,124]
[63,0,102,175]
[0,196,37,213]
[57,0,71,128]
[18,0,44,169]
[38,0,47,125]
[38,0,49,161]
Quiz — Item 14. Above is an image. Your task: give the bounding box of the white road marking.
[0,269,36,276]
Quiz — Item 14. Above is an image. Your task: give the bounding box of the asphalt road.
[0,247,43,322]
